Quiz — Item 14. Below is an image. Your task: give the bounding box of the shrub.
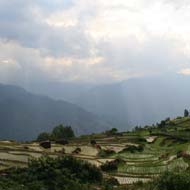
[104,177,119,186]
[101,159,124,172]
[155,171,190,190]
[90,139,97,145]
[72,147,82,154]
[98,149,116,157]
[101,161,118,171]
[119,145,144,153]
[0,156,103,190]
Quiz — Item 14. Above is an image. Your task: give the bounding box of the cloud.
[0,58,21,83]
[0,40,111,84]
[0,1,93,58]
[178,68,190,75]
[0,0,190,84]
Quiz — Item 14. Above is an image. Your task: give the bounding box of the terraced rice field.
[115,176,151,185]
[0,132,189,185]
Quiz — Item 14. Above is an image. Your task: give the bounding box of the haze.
[0,0,190,138]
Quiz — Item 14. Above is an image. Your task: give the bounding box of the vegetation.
[37,132,51,142]
[106,128,118,136]
[119,145,144,153]
[1,111,190,189]
[101,160,118,171]
[101,159,124,172]
[155,171,190,190]
[52,125,75,140]
[98,149,116,157]
[184,109,189,117]
[37,124,75,142]
[0,156,103,190]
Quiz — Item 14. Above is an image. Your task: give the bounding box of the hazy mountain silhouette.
[20,75,190,131]
[0,84,111,140]
[76,75,190,128]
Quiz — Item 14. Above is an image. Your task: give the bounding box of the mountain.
[21,81,95,103]
[14,74,190,132]
[0,84,111,140]
[75,75,190,129]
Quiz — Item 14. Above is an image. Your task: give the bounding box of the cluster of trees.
[156,109,189,129]
[131,109,190,136]
[134,126,144,131]
[156,117,171,129]
[105,128,118,136]
[37,124,75,142]
[0,156,103,190]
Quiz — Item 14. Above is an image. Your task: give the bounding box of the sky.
[0,0,190,85]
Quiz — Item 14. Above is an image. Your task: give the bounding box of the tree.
[110,128,118,134]
[184,109,189,117]
[37,132,51,142]
[52,125,75,140]
[106,128,118,136]
[158,120,166,128]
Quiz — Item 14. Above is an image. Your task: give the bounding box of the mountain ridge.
[0,83,111,140]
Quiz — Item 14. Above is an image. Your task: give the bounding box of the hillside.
[0,115,190,189]
[22,75,190,131]
[0,84,111,140]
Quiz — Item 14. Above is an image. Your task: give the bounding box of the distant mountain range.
[2,74,190,140]
[22,74,190,130]
[0,84,111,140]
[75,75,190,128]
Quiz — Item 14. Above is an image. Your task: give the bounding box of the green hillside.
[0,116,190,189]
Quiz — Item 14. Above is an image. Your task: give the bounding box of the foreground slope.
[0,116,190,188]
[0,84,111,140]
